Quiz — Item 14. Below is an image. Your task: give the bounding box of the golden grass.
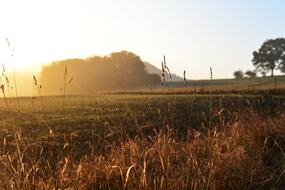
[0,109,284,189]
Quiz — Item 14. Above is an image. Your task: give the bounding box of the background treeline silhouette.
[39,51,161,94]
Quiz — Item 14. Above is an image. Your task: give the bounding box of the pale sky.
[0,0,285,79]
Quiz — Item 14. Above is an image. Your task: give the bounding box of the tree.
[245,70,256,78]
[233,70,244,78]
[252,38,285,77]
[40,51,161,94]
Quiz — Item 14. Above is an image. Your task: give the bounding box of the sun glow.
[0,36,45,72]
[0,37,28,71]
[0,0,104,73]
[0,0,284,84]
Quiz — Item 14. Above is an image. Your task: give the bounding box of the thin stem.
[12,68,20,112]
[62,64,67,114]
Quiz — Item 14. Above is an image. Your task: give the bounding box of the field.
[115,75,285,95]
[2,0,285,189]
[170,75,285,91]
[0,91,285,189]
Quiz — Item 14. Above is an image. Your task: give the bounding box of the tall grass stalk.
[160,55,174,126]
[209,67,213,128]
[6,38,20,113]
[183,70,188,95]
[0,84,9,108]
[62,64,67,113]
[62,65,73,114]
[33,75,45,113]
[12,68,20,112]
[2,67,13,101]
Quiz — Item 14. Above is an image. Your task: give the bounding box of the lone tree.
[252,38,285,77]
[233,70,244,78]
[245,70,256,78]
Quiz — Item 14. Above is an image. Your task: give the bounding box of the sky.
[0,0,285,79]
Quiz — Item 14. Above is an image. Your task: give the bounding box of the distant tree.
[261,71,266,77]
[252,38,285,77]
[245,70,256,78]
[233,70,244,78]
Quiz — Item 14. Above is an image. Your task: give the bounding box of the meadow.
[1,0,284,189]
[170,75,285,91]
[0,90,285,189]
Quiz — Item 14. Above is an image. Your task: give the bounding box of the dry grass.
[1,42,284,189]
[0,107,284,189]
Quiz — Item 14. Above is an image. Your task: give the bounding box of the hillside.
[144,62,183,82]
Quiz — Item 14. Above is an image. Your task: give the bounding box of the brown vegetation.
[0,95,284,189]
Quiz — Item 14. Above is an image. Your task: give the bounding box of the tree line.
[39,51,161,94]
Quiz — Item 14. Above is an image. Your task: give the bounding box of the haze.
[0,0,285,96]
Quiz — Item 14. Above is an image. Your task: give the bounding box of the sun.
[0,36,45,73]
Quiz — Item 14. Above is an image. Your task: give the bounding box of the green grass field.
[0,94,280,138]
[169,75,285,91]
[0,92,285,189]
